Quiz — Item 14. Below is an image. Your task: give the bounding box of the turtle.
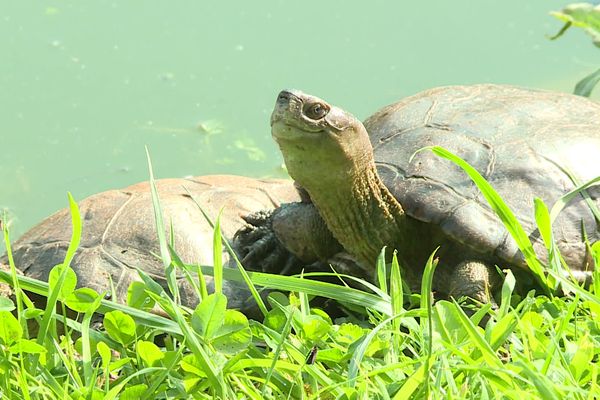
[1,175,302,318]
[235,84,600,304]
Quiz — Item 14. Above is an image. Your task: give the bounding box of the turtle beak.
[271,89,304,126]
[277,89,305,103]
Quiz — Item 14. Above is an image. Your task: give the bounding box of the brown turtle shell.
[3,175,299,313]
[368,84,600,271]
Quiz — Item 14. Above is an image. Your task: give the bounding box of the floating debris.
[215,157,236,165]
[159,72,175,82]
[196,119,225,136]
[137,119,225,142]
[137,120,197,135]
[233,139,266,161]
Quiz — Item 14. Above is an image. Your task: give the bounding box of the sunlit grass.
[0,148,599,399]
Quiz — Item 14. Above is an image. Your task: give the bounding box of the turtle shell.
[366,84,600,271]
[3,175,299,313]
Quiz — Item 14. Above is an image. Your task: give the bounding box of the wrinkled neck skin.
[293,156,406,267]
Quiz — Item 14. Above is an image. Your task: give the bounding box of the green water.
[1,1,599,245]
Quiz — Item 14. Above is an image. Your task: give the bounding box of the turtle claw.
[240,231,278,269]
[241,209,273,226]
[234,209,301,275]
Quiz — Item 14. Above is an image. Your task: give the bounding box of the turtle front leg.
[234,202,343,275]
[233,208,300,275]
[446,260,500,307]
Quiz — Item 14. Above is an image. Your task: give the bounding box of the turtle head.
[271,90,373,188]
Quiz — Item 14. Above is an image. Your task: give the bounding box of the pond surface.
[1,1,599,247]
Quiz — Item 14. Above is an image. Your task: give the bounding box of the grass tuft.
[0,147,599,398]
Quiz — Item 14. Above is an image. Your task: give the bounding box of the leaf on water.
[234,139,266,161]
[196,119,225,135]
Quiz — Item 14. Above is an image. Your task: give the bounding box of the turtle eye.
[304,102,329,120]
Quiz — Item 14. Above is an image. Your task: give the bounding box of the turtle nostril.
[278,91,291,102]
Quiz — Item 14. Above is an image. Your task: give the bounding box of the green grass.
[0,148,599,399]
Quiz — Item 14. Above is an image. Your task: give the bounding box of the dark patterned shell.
[4,175,299,312]
[367,84,600,270]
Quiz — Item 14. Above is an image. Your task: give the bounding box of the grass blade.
[137,269,225,396]
[390,251,404,332]
[376,246,387,294]
[2,213,26,334]
[420,249,438,352]
[145,147,171,269]
[450,298,503,369]
[261,298,295,397]
[197,265,393,315]
[145,148,182,304]
[0,270,183,334]
[212,209,224,294]
[574,68,600,97]
[347,315,395,388]
[534,198,560,288]
[63,192,81,268]
[549,174,600,224]
[36,193,82,356]
[81,294,105,388]
[183,185,269,317]
[420,249,438,398]
[428,146,548,289]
